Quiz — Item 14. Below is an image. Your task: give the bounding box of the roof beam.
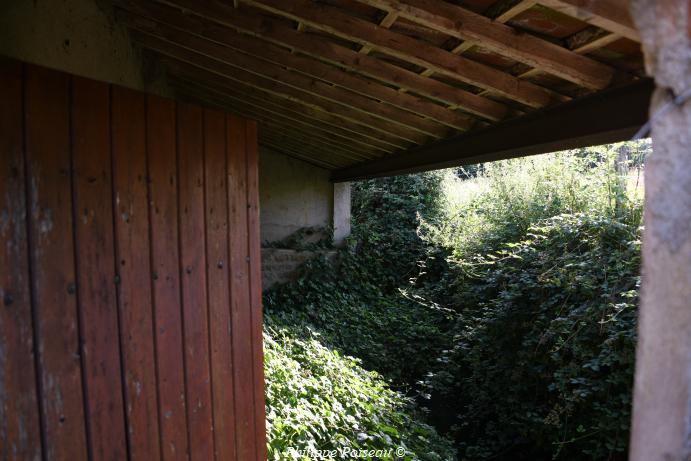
[537,0,640,42]
[359,11,398,54]
[241,0,555,107]
[491,0,538,23]
[128,29,436,145]
[140,0,509,121]
[117,1,472,132]
[160,57,410,151]
[355,0,615,89]
[170,77,389,158]
[332,78,653,181]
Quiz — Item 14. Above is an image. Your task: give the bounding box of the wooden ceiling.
[112,0,645,177]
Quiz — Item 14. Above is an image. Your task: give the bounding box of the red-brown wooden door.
[0,58,267,461]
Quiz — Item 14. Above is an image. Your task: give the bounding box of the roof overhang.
[332,77,653,181]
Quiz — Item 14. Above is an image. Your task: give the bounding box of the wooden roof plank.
[126,0,508,121]
[117,2,473,132]
[537,0,640,42]
[170,78,387,159]
[356,0,615,89]
[159,57,412,151]
[241,0,555,107]
[129,30,429,146]
[124,18,445,142]
[259,138,344,169]
[171,78,395,155]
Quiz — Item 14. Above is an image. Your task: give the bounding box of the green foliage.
[424,147,643,262]
[351,172,445,290]
[264,252,453,389]
[263,141,647,460]
[424,214,640,460]
[262,171,457,459]
[266,171,452,387]
[420,142,646,460]
[264,318,457,460]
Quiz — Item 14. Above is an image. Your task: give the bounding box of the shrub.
[424,214,640,460]
[419,143,646,459]
[264,318,457,460]
[264,253,454,389]
[351,172,445,291]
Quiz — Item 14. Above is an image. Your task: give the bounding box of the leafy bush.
[425,148,643,262]
[352,172,445,290]
[420,144,646,459]
[424,214,640,460]
[264,252,453,389]
[263,142,647,460]
[266,172,452,387]
[264,318,457,460]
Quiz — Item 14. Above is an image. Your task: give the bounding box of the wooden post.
[629,1,691,460]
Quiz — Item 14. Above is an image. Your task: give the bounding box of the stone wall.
[261,248,337,290]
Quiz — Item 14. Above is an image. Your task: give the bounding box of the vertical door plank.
[111,86,162,461]
[24,65,89,461]
[245,120,268,460]
[147,95,190,461]
[71,76,128,461]
[177,102,214,460]
[0,59,43,461]
[227,115,257,460]
[204,108,237,461]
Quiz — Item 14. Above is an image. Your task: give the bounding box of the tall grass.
[425,142,646,263]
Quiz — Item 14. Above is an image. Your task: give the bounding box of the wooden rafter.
[241,0,555,107]
[415,0,536,94]
[170,76,392,157]
[116,3,473,132]
[358,10,398,54]
[109,0,644,174]
[127,28,439,145]
[537,0,640,42]
[127,0,509,121]
[332,78,653,181]
[491,0,538,23]
[354,0,615,89]
[160,57,412,152]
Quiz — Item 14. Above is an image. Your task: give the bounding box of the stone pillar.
[629,1,691,460]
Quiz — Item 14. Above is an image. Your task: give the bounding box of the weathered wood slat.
[204,107,238,461]
[0,59,43,461]
[71,75,128,461]
[173,84,350,168]
[243,0,554,107]
[111,85,163,461]
[260,138,344,169]
[172,79,390,157]
[358,0,614,89]
[146,95,190,461]
[227,115,258,461]
[4,58,268,461]
[245,120,268,461]
[138,36,419,149]
[24,64,89,461]
[176,102,215,461]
